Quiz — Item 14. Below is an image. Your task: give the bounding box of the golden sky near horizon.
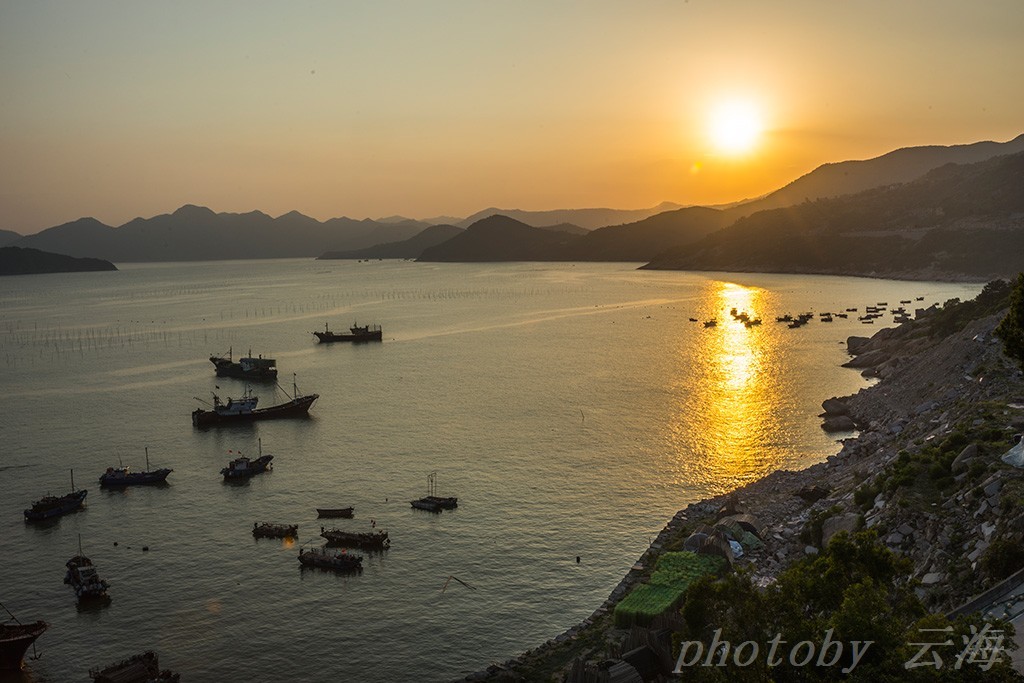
[1,1,1022,234]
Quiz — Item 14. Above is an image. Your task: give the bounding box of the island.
[0,246,117,276]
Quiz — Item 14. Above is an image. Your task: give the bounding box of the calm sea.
[0,260,981,682]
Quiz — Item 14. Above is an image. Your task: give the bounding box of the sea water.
[0,260,981,682]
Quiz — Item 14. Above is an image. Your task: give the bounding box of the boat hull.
[316,507,354,518]
[192,394,319,427]
[24,489,88,521]
[99,469,172,487]
[0,622,47,671]
[313,330,382,343]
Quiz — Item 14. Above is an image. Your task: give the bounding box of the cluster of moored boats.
[691,296,928,330]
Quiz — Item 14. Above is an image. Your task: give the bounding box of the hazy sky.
[2,1,1021,233]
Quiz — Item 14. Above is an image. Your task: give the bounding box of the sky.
[1,1,1022,234]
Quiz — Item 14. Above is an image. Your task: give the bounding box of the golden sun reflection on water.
[668,281,790,493]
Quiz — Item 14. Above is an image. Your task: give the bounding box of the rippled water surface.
[0,260,981,681]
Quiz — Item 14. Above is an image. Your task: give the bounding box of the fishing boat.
[24,470,87,521]
[64,542,110,602]
[89,651,180,683]
[209,347,278,381]
[411,472,458,512]
[297,545,362,572]
[253,522,298,538]
[320,527,390,550]
[702,320,717,328]
[316,507,354,518]
[0,603,47,672]
[192,375,318,427]
[221,440,273,480]
[99,448,172,487]
[313,322,383,343]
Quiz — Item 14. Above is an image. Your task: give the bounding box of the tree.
[996,273,1024,368]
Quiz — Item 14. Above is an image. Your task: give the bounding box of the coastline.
[461,290,1024,681]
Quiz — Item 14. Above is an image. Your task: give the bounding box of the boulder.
[821,513,861,545]
[842,349,890,369]
[821,397,850,416]
[847,336,871,354]
[822,415,857,432]
[1002,440,1024,469]
[951,443,979,473]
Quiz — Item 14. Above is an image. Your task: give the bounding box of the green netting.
[613,552,726,628]
[613,583,684,628]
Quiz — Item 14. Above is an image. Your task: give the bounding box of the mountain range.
[4,134,1022,278]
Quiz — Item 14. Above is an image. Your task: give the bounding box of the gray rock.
[983,479,1003,498]
[886,532,905,545]
[843,349,890,369]
[1002,440,1024,468]
[821,513,861,545]
[951,444,979,473]
[847,336,872,354]
[821,397,850,416]
[897,523,915,536]
[822,415,857,432]
[921,572,944,586]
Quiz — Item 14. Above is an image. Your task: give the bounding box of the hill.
[318,224,464,260]
[13,206,429,262]
[735,134,1024,216]
[0,246,117,276]
[642,151,1024,280]
[0,229,22,247]
[418,215,579,262]
[458,202,685,230]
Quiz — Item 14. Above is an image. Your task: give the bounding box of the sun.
[708,99,763,155]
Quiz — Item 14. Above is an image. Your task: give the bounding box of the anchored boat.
[99,448,172,487]
[316,506,354,518]
[89,651,179,683]
[64,539,110,602]
[313,322,383,343]
[0,603,47,672]
[24,470,87,521]
[221,440,274,480]
[411,472,458,512]
[298,544,362,572]
[209,347,277,382]
[253,522,298,538]
[192,375,318,427]
[320,526,390,550]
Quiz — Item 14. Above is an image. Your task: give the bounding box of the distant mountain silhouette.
[0,246,117,276]
[14,206,428,262]
[734,134,1024,216]
[642,151,1024,280]
[0,229,21,247]
[319,224,464,260]
[457,202,685,230]
[418,215,580,261]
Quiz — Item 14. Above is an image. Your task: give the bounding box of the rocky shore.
[462,288,1024,681]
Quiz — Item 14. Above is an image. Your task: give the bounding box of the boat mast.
[70,468,75,492]
[145,447,150,471]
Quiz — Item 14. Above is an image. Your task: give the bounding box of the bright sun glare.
[708,100,763,155]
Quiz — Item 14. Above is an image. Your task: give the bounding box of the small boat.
[845,307,858,312]
[65,543,110,602]
[298,545,362,572]
[320,527,390,550]
[209,347,277,381]
[253,522,298,538]
[835,313,848,319]
[900,300,912,304]
[702,320,717,328]
[89,651,180,683]
[24,469,87,521]
[317,507,354,518]
[688,317,698,322]
[192,375,318,427]
[313,322,383,343]
[0,604,47,672]
[99,448,172,487]
[411,472,458,512]
[221,440,273,480]
[775,314,793,322]
[916,296,924,301]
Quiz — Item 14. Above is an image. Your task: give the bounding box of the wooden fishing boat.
[316,507,354,518]
[0,603,47,672]
[297,545,362,572]
[24,469,87,521]
[253,522,298,538]
[320,527,390,550]
[192,375,318,427]
[411,472,458,512]
[209,347,277,381]
[99,448,172,487]
[313,322,382,343]
[89,651,179,683]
